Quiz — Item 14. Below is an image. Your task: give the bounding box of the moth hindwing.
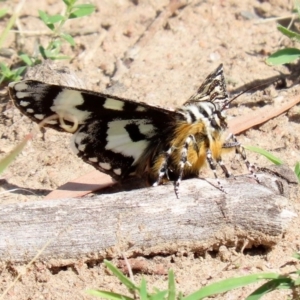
[9,64,258,197]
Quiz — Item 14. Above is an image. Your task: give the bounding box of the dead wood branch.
[0,173,296,264]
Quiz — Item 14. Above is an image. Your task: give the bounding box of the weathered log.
[0,172,296,264]
[3,43,298,267]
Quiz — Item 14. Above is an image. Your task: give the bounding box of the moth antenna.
[221,78,279,111]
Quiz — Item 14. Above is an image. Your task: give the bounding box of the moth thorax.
[211,110,227,131]
[177,101,226,129]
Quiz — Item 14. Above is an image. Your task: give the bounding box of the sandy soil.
[0,0,300,299]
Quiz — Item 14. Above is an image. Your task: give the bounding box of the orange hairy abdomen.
[149,121,227,182]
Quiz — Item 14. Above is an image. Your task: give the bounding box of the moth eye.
[210,118,218,128]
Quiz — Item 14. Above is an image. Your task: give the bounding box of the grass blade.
[246,278,293,300]
[0,134,32,174]
[294,162,300,182]
[244,146,283,165]
[139,278,148,300]
[149,290,168,300]
[0,8,8,19]
[104,260,138,292]
[0,0,25,48]
[86,290,133,300]
[168,270,176,300]
[183,273,281,300]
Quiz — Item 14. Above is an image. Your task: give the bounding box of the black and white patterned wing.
[186,64,229,106]
[8,80,177,180]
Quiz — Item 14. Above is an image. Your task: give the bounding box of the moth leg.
[224,133,260,183]
[216,158,232,178]
[219,134,240,179]
[174,135,195,198]
[206,149,226,193]
[152,147,173,187]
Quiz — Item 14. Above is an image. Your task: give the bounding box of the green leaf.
[60,32,75,46]
[0,63,26,83]
[52,55,70,60]
[13,66,27,77]
[38,10,49,23]
[0,8,8,19]
[293,252,300,261]
[86,290,133,300]
[183,273,282,300]
[69,4,95,18]
[44,53,70,60]
[47,14,64,24]
[38,10,54,30]
[39,45,48,59]
[62,0,71,6]
[168,270,176,300]
[294,162,300,182]
[39,40,69,60]
[294,277,300,286]
[0,135,32,174]
[0,62,9,73]
[38,11,63,29]
[277,24,300,42]
[266,48,300,65]
[63,0,76,7]
[104,260,138,292]
[50,39,62,49]
[244,146,283,165]
[19,53,34,66]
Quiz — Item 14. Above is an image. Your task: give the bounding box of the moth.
[8,64,257,197]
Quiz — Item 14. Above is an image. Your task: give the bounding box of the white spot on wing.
[70,131,89,155]
[51,90,91,124]
[34,114,45,120]
[78,144,86,151]
[105,119,154,164]
[8,82,16,88]
[99,162,111,170]
[103,98,124,111]
[138,123,155,137]
[20,101,30,107]
[89,157,98,162]
[16,92,30,99]
[70,136,79,154]
[74,131,89,145]
[12,82,28,91]
[136,106,146,112]
[26,108,34,113]
[113,168,121,175]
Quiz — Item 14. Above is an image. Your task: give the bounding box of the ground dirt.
[1,0,300,299]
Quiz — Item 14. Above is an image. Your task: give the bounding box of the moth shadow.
[0,179,51,197]
[97,176,149,194]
